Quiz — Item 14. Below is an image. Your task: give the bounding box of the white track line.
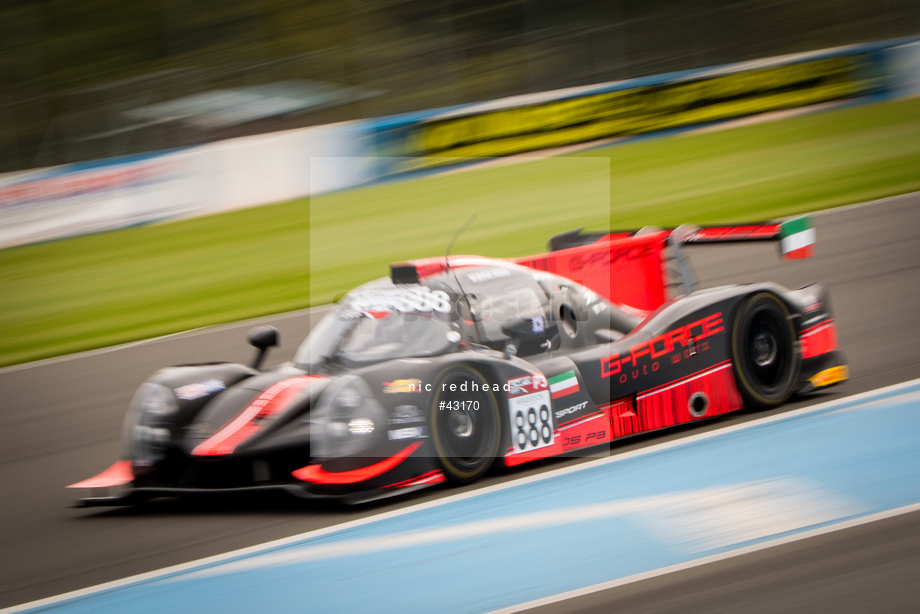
[487,501,920,614]
[4,376,919,614]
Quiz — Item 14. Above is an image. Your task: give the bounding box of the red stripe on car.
[293,442,422,484]
[801,321,838,359]
[192,376,317,457]
[382,469,447,489]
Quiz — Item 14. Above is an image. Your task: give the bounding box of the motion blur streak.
[7,379,920,614]
[2,0,918,172]
[175,478,860,580]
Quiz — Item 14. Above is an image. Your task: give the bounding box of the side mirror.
[247,326,279,370]
[500,314,558,358]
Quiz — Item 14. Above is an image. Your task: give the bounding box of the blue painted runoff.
[20,382,920,614]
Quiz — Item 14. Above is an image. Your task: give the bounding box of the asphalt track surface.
[1,193,919,612]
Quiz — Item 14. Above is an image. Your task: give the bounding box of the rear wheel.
[731,293,800,410]
[430,366,500,484]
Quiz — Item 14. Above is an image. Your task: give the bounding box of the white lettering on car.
[347,286,452,313]
[555,401,588,419]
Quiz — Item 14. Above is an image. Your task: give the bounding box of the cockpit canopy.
[293,262,637,369]
[293,279,463,368]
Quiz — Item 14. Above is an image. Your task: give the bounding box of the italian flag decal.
[548,371,579,399]
[780,215,815,260]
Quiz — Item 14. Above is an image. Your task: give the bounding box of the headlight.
[311,376,386,460]
[122,383,179,468]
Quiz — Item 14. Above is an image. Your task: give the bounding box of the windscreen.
[294,282,459,367]
[459,267,550,346]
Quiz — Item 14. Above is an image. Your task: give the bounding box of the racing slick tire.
[731,292,800,410]
[430,366,501,484]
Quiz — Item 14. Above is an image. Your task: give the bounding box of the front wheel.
[731,292,800,410]
[429,366,501,484]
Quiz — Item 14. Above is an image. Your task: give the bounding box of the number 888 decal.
[515,405,552,450]
[507,389,554,453]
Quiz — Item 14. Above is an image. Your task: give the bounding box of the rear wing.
[391,216,814,318]
[519,215,815,315]
[549,216,815,260]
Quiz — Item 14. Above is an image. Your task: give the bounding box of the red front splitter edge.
[68,460,134,489]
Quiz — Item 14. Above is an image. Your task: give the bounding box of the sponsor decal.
[389,405,423,425]
[555,401,588,419]
[174,378,226,401]
[506,373,549,398]
[466,268,511,283]
[561,431,606,447]
[0,160,175,208]
[809,365,848,388]
[388,426,429,440]
[548,370,579,399]
[346,286,452,314]
[601,312,724,382]
[383,379,424,394]
[532,314,545,334]
[569,243,657,272]
[557,413,608,449]
[406,55,864,167]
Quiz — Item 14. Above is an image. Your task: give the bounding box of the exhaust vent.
[688,392,710,418]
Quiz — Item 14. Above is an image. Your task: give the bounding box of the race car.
[70,216,847,505]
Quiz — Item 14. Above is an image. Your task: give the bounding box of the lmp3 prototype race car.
[70,217,848,505]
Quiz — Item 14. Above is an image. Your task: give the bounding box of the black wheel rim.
[434,371,497,473]
[744,306,787,391]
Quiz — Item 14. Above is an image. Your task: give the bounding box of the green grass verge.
[2,96,920,367]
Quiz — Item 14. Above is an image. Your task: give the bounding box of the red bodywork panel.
[634,361,743,430]
[392,232,670,316]
[800,320,838,359]
[512,231,669,314]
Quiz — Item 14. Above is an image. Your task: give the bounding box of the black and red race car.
[70,217,847,504]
